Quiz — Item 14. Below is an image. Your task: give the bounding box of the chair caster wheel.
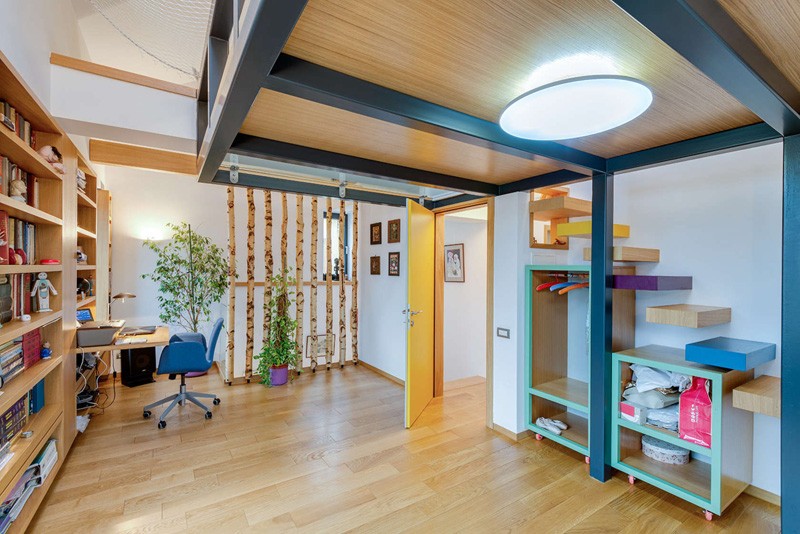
[703,510,713,521]
[312,368,316,373]
[143,411,151,419]
[535,434,543,441]
[158,421,166,429]
[628,475,635,485]
[585,456,590,465]
[205,411,213,419]
[354,361,358,366]
[213,398,221,405]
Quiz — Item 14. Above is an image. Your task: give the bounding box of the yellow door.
[405,200,435,428]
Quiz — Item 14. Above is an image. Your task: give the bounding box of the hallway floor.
[31,365,779,533]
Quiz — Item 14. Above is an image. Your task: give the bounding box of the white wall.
[357,203,408,381]
[443,216,487,382]
[0,0,88,108]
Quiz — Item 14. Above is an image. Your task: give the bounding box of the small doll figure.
[41,341,52,359]
[37,145,65,174]
[30,272,58,312]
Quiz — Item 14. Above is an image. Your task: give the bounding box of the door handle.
[402,309,422,316]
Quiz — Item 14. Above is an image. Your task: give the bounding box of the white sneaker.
[551,419,569,430]
[536,417,562,435]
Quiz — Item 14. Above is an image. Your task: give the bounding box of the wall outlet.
[496,327,511,339]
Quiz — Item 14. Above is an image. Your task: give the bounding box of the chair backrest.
[206,318,224,363]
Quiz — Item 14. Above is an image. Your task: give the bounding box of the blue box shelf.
[686,337,776,371]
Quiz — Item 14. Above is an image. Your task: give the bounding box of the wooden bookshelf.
[76,190,95,209]
[77,296,95,308]
[0,126,62,183]
[0,356,62,416]
[0,195,62,226]
[0,264,61,275]
[76,227,96,239]
[76,265,96,271]
[0,311,62,346]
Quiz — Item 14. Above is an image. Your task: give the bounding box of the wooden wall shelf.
[0,195,62,226]
[0,264,62,274]
[0,310,63,346]
[0,126,63,182]
[77,190,96,209]
[646,304,731,328]
[613,275,692,291]
[556,221,630,238]
[530,196,591,221]
[733,375,780,418]
[583,246,660,263]
[77,227,96,239]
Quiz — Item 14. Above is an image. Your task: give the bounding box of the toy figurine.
[8,177,26,202]
[38,145,65,173]
[40,341,52,360]
[30,272,58,312]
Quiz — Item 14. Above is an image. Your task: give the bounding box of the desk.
[76,327,170,387]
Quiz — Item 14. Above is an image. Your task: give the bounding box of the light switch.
[497,327,511,339]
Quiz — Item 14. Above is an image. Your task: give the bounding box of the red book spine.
[0,211,7,265]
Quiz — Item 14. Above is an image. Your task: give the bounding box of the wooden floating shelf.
[530,196,591,221]
[77,227,97,239]
[613,275,692,291]
[530,377,588,412]
[77,264,96,271]
[77,190,97,209]
[0,264,61,275]
[646,304,731,328]
[733,375,780,418]
[583,246,660,263]
[77,295,96,308]
[0,310,62,346]
[0,195,62,226]
[0,125,63,182]
[556,221,630,238]
[0,355,61,416]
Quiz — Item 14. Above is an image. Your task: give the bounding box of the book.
[21,330,40,369]
[0,211,7,265]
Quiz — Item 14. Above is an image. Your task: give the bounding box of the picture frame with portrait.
[444,243,464,282]
[370,222,382,245]
[388,252,400,276]
[370,256,380,275]
[387,218,401,243]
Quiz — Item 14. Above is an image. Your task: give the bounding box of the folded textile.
[623,385,680,409]
[646,404,680,432]
[631,364,691,393]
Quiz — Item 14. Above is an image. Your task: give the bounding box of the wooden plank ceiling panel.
[282,0,758,158]
[718,0,800,102]
[240,89,560,185]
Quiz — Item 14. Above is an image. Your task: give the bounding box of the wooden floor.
[31,366,779,533]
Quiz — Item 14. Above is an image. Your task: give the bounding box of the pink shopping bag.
[679,377,712,448]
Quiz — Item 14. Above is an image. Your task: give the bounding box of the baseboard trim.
[744,485,781,507]
[493,423,533,442]
[357,360,404,386]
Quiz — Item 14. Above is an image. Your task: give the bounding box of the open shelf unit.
[646,304,731,328]
[611,345,754,517]
[524,265,636,459]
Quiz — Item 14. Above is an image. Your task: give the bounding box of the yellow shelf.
[529,196,592,221]
[556,221,630,239]
[77,190,96,209]
[0,264,61,275]
[0,310,62,346]
[0,195,62,226]
[0,125,63,182]
[77,227,96,239]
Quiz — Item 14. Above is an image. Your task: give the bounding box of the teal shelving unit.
[611,345,754,519]
[524,265,635,461]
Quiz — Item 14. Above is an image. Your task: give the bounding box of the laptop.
[76,308,93,324]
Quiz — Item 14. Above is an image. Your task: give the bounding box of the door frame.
[433,197,494,429]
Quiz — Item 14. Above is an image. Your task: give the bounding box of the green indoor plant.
[142,222,229,332]
[256,268,301,386]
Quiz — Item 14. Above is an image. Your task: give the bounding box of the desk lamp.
[110,292,136,319]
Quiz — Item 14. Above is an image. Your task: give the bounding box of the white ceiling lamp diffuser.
[500,55,653,141]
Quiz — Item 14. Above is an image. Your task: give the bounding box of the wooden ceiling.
[241,90,561,185]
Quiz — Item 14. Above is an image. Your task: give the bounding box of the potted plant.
[256,269,301,386]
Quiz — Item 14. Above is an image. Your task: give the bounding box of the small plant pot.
[270,364,289,386]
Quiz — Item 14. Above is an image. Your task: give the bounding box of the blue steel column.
[589,171,614,481]
[783,135,799,527]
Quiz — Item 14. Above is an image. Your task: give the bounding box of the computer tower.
[121,347,156,387]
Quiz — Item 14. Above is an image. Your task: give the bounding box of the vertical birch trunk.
[339,199,346,368]
[295,195,305,372]
[226,187,236,383]
[351,201,359,364]
[309,197,319,372]
[245,189,255,380]
[325,198,333,370]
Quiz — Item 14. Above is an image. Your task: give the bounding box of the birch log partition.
[325,198,333,370]
[226,187,236,384]
[309,197,319,372]
[245,188,255,381]
[339,199,346,368]
[351,201,359,364]
[281,192,288,281]
[263,191,273,344]
[295,196,305,370]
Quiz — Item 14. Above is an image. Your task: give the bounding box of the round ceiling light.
[499,75,653,141]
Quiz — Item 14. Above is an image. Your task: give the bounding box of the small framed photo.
[444,243,464,282]
[387,219,401,243]
[370,256,380,275]
[388,252,400,276]
[370,222,382,245]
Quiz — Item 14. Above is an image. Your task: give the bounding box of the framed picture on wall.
[387,219,401,243]
[370,222,382,245]
[370,256,380,275]
[444,243,465,282]
[388,252,400,276]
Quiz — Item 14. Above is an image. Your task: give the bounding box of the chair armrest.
[158,341,211,374]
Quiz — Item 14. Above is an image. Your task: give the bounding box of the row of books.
[0,211,37,266]
[0,343,23,388]
[0,157,39,207]
[76,168,86,194]
[0,378,45,448]
[0,274,39,324]
[0,439,57,533]
[0,101,35,149]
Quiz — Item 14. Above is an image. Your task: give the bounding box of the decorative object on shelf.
[75,246,87,264]
[77,278,91,299]
[388,252,400,277]
[685,336,776,371]
[8,175,26,202]
[30,272,57,312]
[444,243,464,282]
[679,377,713,448]
[142,222,228,332]
[370,222,382,245]
[641,434,691,465]
[255,268,300,386]
[38,259,60,265]
[370,256,380,275]
[387,218,400,243]
[40,341,51,359]
[37,145,65,174]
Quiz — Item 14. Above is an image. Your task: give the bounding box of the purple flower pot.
[270,364,289,386]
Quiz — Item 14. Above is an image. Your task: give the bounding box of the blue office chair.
[143,318,223,429]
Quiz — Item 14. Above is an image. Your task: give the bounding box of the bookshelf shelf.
[0,265,61,275]
[0,311,62,346]
[76,265,96,272]
[7,454,63,534]
[0,195,62,226]
[76,190,96,209]
[0,126,62,183]
[76,296,95,308]
[76,227,96,239]
[0,356,61,417]
[0,405,61,499]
